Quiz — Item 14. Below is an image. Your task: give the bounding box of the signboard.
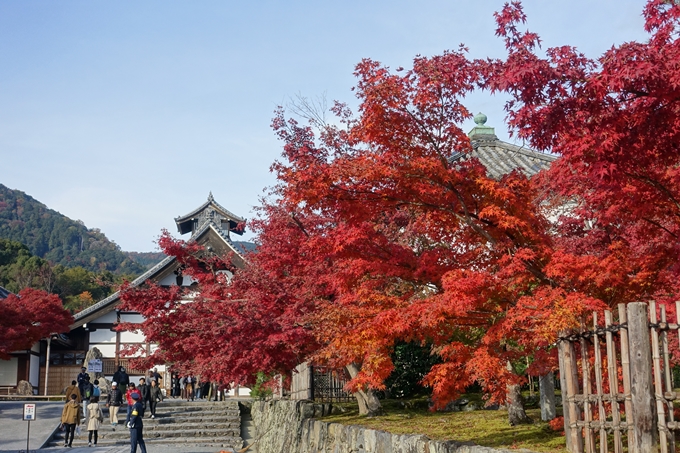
[88,359,102,373]
[23,403,36,421]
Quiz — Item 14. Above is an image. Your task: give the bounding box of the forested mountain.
[0,184,145,274]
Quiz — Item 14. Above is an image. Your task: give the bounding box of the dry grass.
[319,397,568,453]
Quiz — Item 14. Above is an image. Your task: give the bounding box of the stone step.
[54,426,240,440]
[150,414,240,424]
[156,407,240,417]
[47,436,243,449]
[51,398,245,448]
[152,400,239,407]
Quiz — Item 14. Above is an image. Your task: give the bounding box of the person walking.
[127,393,147,453]
[81,375,94,421]
[113,366,130,394]
[171,373,181,398]
[125,383,142,424]
[86,395,104,447]
[183,376,194,401]
[60,393,82,448]
[77,366,89,391]
[148,379,163,419]
[65,380,81,403]
[106,381,123,430]
[138,378,150,415]
[92,379,101,399]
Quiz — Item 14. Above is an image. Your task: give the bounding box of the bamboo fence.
[558,302,680,453]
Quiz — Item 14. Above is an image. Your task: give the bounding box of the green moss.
[319,397,567,453]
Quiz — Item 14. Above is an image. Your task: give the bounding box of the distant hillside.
[234,241,256,253]
[126,251,167,269]
[0,184,145,274]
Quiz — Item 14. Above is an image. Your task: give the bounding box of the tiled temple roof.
[0,285,10,299]
[460,112,557,178]
[175,192,246,236]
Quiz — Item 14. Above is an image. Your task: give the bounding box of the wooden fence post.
[559,333,583,453]
[627,302,657,452]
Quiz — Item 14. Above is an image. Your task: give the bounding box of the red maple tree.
[0,288,73,360]
[119,0,680,423]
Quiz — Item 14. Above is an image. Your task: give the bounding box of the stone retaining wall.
[249,400,538,453]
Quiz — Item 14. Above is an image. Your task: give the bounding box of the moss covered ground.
[318,395,568,453]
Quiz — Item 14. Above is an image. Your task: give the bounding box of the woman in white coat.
[86,396,104,447]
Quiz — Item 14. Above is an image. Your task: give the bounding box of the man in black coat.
[137,378,150,415]
[113,366,130,394]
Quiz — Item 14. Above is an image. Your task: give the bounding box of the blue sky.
[0,1,649,251]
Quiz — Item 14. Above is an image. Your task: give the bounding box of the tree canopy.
[119,0,680,419]
[0,288,73,360]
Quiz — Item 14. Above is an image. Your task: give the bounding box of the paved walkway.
[0,401,235,453]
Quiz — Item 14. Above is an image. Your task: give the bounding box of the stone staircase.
[239,402,257,453]
[48,399,244,450]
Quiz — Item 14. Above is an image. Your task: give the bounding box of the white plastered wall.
[30,355,39,389]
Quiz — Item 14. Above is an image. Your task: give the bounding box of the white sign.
[88,359,102,373]
[23,403,36,421]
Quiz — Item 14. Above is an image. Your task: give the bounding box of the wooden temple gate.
[558,302,680,453]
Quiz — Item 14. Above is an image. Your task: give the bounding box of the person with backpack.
[106,381,123,430]
[60,393,82,448]
[113,366,130,394]
[92,379,101,399]
[65,380,81,403]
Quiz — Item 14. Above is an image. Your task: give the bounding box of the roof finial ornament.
[208,191,214,201]
[468,112,496,140]
[474,112,488,126]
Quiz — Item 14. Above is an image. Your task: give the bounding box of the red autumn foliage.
[118,221,320,386]
[0,288,73,360]
[485,0,680,309]
[119,0,680,414]
[549,416,565,434]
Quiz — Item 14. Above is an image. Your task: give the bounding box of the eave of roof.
[174,192,246,225]
[70,254,177,328]
[0,285,11,299]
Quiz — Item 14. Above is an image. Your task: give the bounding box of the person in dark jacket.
[148,379,163,419]
[81,375,94,420]
[106,381,124,430]
[171,373,181,398]
[77,366,89,392]
[137,378,150,414]
[127,393,147,453]
[113,366,130,394]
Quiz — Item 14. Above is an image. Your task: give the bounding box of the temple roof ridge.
[460,114,557,178]
[175,193,246,236]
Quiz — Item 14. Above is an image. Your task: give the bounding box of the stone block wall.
[249,400,538,453]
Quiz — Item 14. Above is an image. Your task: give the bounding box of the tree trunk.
[345,363,382,416]
[506,362,531,425]
[539,371,556,421]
